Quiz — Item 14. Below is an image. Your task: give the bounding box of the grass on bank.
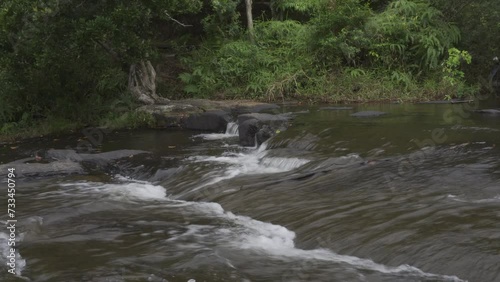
[0,117,83,143]
[286,70,479,103]
[0,111,157,143]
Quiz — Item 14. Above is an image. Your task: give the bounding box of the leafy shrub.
[442,48,472,86]
[0,0,202,126]
[309,0,372,67]
[202,0,241,39]
[181,20,313,99]
[366,0,460,72]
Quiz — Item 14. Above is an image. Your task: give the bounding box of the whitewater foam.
[190,142,309,191]
[447,194,500,203]
[169,200,465,281]
[56,174,464,282]
[60,178,166,201]
[192,122,239,140]
[52,141,463,282]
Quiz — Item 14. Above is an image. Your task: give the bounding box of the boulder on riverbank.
[233,103,280,114]
[237,113,291,147]
[181,110,230,132]
[136,103,201,128]
[136,99,281,130]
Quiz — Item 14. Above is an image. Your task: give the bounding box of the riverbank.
[0,94,485,144]
[0,99,281,144]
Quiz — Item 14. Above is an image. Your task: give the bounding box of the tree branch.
[165,12,192,27]
[93,39,122,63]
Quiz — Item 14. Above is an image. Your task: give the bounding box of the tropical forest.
[0,0,499,134]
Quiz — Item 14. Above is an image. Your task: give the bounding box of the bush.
[366,0,460,72]
[180,20,314,100]
[308,0,372,68]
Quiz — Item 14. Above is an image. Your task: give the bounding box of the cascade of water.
[192,121,239,140]
[225,122,239,135]
[56,180,465,282]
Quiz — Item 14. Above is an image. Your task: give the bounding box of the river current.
[1,103,499,282]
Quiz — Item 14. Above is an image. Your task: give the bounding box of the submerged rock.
[46,149,82,161]
[1,149,150,178]
[417,100,473,104]
[350,111,387,117]
[80,150,150,167]
[474,109,500,115]
[0,161,84,178]
[45,149,149,162]
[319,106,353,111]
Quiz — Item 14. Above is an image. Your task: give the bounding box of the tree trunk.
[245,0,255,44]
[128,60,170,105]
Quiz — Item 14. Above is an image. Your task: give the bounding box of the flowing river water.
[1,103,499,282]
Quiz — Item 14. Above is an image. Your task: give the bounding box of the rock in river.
[474,109,500,116]
[237,113,291,147]
[0,149,150,178]
[181,110,230,132]
[319,106,353,111]
[0,161,84,178]
[350,111,387,117]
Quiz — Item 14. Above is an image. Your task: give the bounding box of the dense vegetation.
[0,0,499,134]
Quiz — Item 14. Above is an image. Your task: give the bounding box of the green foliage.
[202,0,241,38]
[347,68,367,78]
[310,0,372,67]
[309,0,461,72]
[0,0,202,126]
[179,0,477,102]
[390,70,416,90]
[272,0,324,14]
[0,0,491,138]
[0,115,80,139]
[181,20,313,99]
[430,0,500,81]
[442,48,472,86]
[366,0,460,71]
[100,111,156,129]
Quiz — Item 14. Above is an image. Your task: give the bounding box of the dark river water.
[1,103,499,282]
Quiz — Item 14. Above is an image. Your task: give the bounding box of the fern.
[366,0,460,71]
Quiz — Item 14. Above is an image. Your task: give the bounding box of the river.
[1,103,499,282]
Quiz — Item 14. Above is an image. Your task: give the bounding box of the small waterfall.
[192,121,239,140]
[225,122,239,135]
